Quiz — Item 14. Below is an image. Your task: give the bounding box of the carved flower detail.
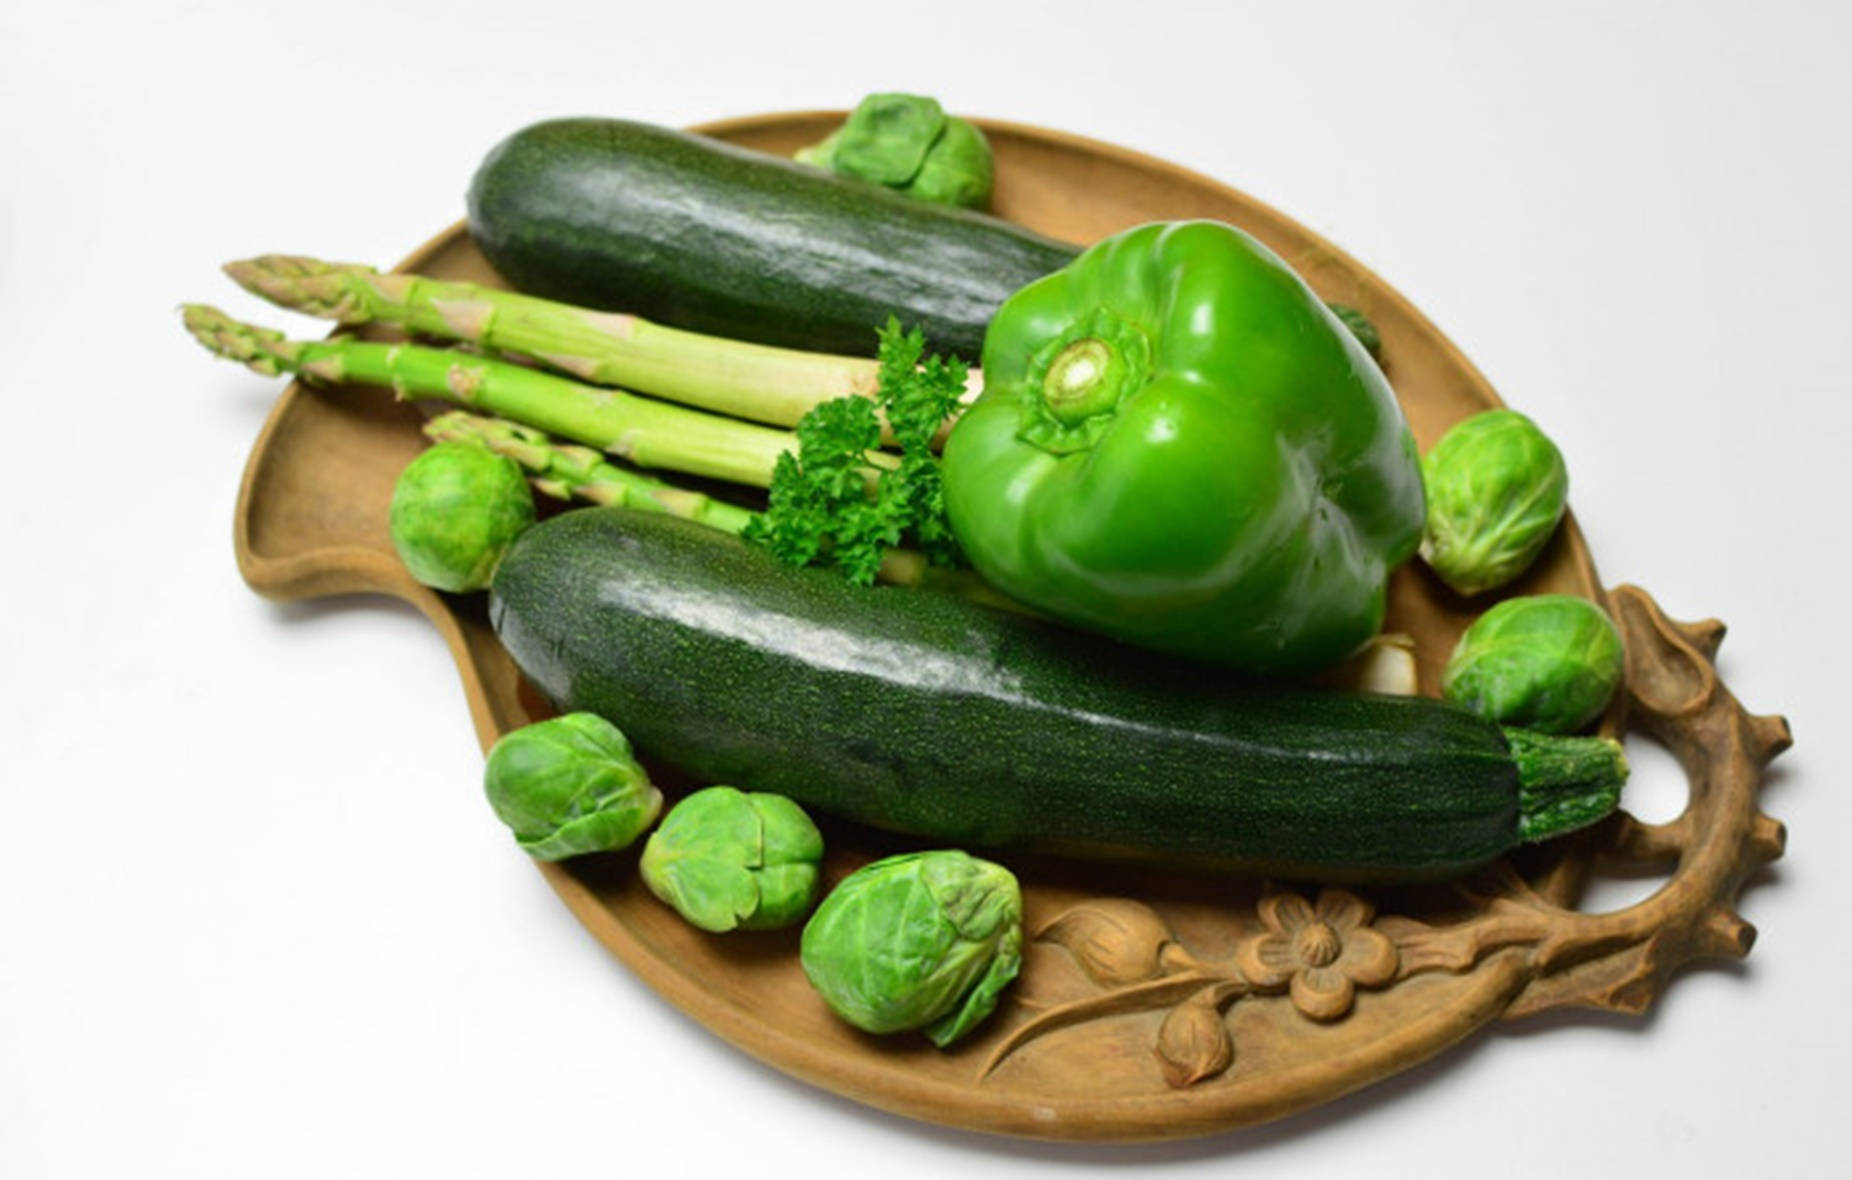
[995,888,1421,1088]
[1235,890,1398,1021]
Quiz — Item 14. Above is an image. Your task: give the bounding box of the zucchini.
[466,118,1079,360]
[489,509,1627,883]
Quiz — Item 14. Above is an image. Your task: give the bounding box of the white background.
[3,1,1846,1175]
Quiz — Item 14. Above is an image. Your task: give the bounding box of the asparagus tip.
[181,304,295,377]
[181,302,239,349]
[223,255,379,318]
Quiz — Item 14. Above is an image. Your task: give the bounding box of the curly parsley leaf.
[742,318,969,585]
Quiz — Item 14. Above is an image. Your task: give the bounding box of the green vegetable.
[941,220,1425,675]
[800,851,1022,1046]
[1327,302,1383,361]
[1443,594,1625,733]
[490,508,1630,883]
[743,319,967,584]
[640,787,824,932]
[422,411,759,536]
[420,412,994,598]
[465,118,1075,359]
[797,93,995,208]
[482,713,663,860]
[388,442,534,591]
[465,120,1377,365]
[225,254,913,434]
[1420,409,1569,596]
[182,305,846,489]
[906,117,994,209]
[185,305,998,593]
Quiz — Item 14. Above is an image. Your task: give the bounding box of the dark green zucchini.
[488,509,1626,883]
[466,118,1080,360]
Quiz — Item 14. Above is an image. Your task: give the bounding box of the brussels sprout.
[389,441,535,592]
[640,787,824,932]
[817,92,945,186]
[1443,595,1625,733]
[800,850,1022,1047]
[903,114,994,209]
[796,93,995,209]
[1419,410,1568,597]
[483,713,662,860]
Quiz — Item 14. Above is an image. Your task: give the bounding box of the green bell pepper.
[940,221,1425,674]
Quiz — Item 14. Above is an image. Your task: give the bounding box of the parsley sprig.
[743,319,968,585]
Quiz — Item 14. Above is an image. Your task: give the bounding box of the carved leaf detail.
[1155,989,1234,1088]
[1039,899,1177,986]
[1611,587,1717,720]
[1380,899,1551,977]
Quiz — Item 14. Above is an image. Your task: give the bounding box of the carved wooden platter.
[232,112,1788,1141]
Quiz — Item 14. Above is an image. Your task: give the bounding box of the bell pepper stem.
[1042,338,1121,424]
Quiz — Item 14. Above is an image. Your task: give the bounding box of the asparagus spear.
[183,305,896,488]
[422,411,760,535]
[224,255,982,435]
[420,409,971,592]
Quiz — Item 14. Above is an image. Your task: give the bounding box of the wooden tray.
[232,112,1789,1141]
